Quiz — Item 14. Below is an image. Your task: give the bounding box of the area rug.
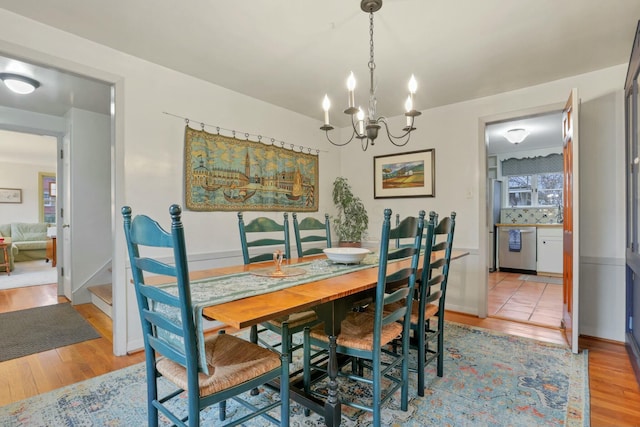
[0,322,588,426]
[0,260,57,290]
[0,303,101,362]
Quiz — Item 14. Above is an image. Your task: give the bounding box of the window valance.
[501,153,563,176]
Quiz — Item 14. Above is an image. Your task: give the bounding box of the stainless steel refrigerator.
[489,179,502,272]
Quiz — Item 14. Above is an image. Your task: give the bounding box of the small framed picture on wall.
[0,188,22,203]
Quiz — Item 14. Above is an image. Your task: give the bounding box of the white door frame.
[477,101,564,318]
[0,40,127,355]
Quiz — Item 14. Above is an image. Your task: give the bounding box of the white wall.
[339,65,627,341]
[0,9,627,347]
[0,161,55,225]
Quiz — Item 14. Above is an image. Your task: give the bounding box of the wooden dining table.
[149,249,468,426]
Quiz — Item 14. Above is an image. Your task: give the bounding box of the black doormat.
[0,303,101,362]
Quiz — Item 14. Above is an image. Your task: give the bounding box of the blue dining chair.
[123,205,289,427]
[238,212,291,264]
[409,211,456,396]
[292,213,332,258]
[237,212,313,371]
[303,209,425,427]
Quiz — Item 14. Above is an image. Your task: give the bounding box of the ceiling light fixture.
[504,128,529,144]
[320,0,420,151]
[0,72,41,95]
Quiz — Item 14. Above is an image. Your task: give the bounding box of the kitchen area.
[496,215,563,277]
[486,112,564,327]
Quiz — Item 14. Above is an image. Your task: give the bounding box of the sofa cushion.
[0,224,11,238]
[11,223,47,242]
[13,241,47,251]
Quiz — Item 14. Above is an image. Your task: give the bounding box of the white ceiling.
[486,112,563,155]
[0,0,638,153]
[0,129,56,165]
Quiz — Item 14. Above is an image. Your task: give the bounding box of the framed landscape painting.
[373,149,435,199]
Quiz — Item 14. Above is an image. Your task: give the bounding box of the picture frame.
[373,149,435,199]
[0,188,22,203]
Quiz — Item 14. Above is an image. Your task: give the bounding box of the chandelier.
[320,0,421,151]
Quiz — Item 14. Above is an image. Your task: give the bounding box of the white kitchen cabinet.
[537,227,562,275]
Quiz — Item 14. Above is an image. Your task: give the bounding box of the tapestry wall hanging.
[184,126,319,212]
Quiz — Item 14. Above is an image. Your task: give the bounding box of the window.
[507,172,562,207]
[537,173,563,206]
[502,154,563,207]
[507,175,532,206]
[39,172,56,223]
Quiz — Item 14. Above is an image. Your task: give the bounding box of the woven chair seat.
[266,310,318,330]
[383,301,439,324]
[157,333,280,397]
[308,310,403,352]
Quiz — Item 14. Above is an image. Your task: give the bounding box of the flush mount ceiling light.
[0,72,41,94]
[504,128,530,144]
[320,0,421,151]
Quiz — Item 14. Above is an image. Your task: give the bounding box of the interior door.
[62,123,72,298]
[562,88,580,353]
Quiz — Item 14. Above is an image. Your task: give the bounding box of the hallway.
[488,271,563,328]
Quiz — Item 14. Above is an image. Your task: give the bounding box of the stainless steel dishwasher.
[498,226,537,273]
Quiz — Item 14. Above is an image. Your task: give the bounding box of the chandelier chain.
[368,12,375,71]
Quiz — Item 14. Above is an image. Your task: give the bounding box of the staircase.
[88,284,112,318]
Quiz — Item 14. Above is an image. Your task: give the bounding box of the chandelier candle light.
[320,0,421,151]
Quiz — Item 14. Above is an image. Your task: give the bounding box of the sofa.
[0,222,50,271]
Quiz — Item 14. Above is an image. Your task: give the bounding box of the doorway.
[0,54,113,338]
[484,110,564,328]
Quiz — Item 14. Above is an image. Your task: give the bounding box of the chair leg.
[417,319,426,397]
[146,362,159,427]
[372,352,382,427]
[219,401,226,421]
[250,324,260,396]
[401,333,410,411]
[437,315,444,377]
[302,327,312,417]
[280,323,291,427]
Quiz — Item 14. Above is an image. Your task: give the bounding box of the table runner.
[155,254,382,373]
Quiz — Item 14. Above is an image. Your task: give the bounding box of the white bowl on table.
[323,247,370,264]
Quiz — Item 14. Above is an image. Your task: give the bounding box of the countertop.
[496,223,563,228]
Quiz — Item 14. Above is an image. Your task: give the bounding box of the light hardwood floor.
[488,271,563,327]
[1,284,639,426]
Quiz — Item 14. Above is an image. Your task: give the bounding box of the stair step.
[88,284,112,318]
[88,284,112,305]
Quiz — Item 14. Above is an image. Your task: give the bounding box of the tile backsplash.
[500,207,562,224]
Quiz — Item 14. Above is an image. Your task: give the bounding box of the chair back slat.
[293,213,331,257]
[147,335,188,367]
[238,212,291,264]
[393,214,421,249]
[135,257,177,277]
[129,214,174,247]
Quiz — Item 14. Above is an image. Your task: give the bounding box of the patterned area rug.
[0,322,588,426]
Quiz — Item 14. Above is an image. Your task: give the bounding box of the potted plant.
[331,177,369,246]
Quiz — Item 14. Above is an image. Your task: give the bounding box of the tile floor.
[488,271,563,328]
